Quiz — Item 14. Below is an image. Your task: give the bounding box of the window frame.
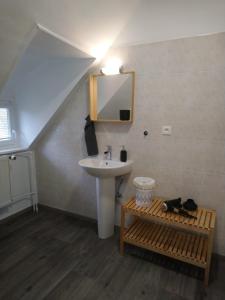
[0,101,16,147]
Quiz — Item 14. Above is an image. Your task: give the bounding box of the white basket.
[133,177,156,207]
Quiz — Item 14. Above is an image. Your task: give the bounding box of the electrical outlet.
[161,125,172,135]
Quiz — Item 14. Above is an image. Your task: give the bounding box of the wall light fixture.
[100,58,123,75]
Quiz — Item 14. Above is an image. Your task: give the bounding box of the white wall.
[35,32,225,255]
[35,76,97,219]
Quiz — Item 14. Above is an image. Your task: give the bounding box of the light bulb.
[101,58,122,75]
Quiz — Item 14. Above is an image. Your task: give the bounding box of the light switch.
[161,125,172,135]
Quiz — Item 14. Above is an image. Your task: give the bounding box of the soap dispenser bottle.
[120,145,127,162]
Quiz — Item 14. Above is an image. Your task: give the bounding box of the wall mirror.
[89,71,135,122]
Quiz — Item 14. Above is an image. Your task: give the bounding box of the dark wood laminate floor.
[0,207,224,300]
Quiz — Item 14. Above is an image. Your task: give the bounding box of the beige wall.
[35,32,225,255]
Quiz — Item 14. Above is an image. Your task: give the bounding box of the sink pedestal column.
[96,177,115,239]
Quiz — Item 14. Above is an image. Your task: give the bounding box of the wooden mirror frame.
[89,71,135,123]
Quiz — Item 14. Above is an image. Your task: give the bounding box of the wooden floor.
[0,207,224,300]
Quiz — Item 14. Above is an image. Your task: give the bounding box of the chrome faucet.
[104,145,112,160]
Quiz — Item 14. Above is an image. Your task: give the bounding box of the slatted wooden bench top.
[123,197,216,233]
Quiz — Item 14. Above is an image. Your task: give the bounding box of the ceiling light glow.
[90,42,111,61]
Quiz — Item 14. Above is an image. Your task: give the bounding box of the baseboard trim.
[0,207,33,225]
[39,204,97,225]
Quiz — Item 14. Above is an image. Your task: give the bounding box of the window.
[0,108,12,141]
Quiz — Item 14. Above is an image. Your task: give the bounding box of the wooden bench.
[120,197,216,286]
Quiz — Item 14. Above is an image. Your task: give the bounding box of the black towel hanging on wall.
[84,115,98,156]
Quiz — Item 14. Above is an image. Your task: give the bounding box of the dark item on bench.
[162,198,197,219]
[162,198,182,212]
[175,207,197,219]
[183,198,198,211]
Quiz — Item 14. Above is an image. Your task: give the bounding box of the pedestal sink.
[79,157,133,239]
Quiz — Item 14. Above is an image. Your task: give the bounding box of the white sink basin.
[79,157,133,177]
[79,157,133,239]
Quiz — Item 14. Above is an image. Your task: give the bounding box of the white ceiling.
[114,0,225,47]
[0,0,225,91]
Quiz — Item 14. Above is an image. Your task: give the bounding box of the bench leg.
[120,207,125,256]
[204,267,209,286]
[204,231,214,286]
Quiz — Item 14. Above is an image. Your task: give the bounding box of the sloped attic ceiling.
[0,0,140,91]
[0,26,95,150]
[1,0,225,92]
